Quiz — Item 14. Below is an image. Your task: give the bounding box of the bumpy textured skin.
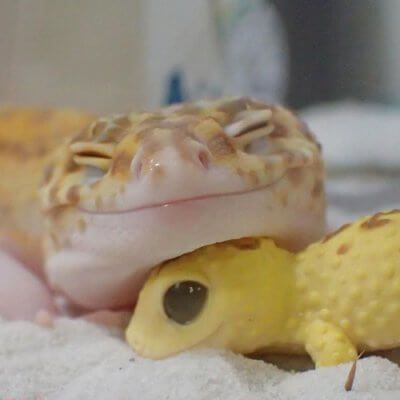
[126,210,400,367]
[40,97,325,310]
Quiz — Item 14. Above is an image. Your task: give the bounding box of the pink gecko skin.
[0,249,55,320]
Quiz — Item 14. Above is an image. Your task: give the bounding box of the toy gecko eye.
[163,281,208,325]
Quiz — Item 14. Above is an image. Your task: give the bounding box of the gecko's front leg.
[0,250,56,320]
[0,231,56,321]
[301,319,357,367]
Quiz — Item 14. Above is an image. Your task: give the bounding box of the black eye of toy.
[163,281,208,325]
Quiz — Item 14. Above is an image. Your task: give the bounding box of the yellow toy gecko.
[0,97,325,316]
[126,210,400,367]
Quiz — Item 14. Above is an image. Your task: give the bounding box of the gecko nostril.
[198,151,209,170]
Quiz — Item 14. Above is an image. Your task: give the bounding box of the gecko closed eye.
[163,281,208,325]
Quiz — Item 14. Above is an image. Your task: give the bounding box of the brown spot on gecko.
[64,157,80,173]
[322,224,351,243]
[286,168,303,185]
[312,179,324,198]
[42,164,55,185]
[281,151,296,165]
[106,125,128,143]
[45,206,67,222]
[91,120,108,138]
[270,122,289,138]
[207,134,236,157]
[110,152,132,176]
[248,171,259,185]
[113,115,132,129]
[66,185,80,203]
[337,243,351,255]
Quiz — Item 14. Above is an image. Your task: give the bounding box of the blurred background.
[1,0,400,111]
[0,0,399,223]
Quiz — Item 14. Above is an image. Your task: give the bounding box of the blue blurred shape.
[164,69,187,105]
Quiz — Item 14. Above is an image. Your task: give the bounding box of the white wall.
[0,0,145,113]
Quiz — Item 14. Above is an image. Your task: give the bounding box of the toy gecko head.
[126,238,295,359]
[40,97,325,310]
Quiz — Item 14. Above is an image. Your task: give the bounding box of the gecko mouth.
[78,173,286,215]
[132,323,224,360]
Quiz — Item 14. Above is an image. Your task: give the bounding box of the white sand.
[1,317,400,399]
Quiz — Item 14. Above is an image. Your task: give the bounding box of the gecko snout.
[132,141,211,180]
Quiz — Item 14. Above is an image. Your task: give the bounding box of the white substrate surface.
[1,318,400,400]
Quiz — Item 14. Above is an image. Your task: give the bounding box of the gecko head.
[125,238,295,359]
[41,97,321,216]
[40,97,324,310]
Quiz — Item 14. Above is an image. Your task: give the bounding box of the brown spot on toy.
[337,243,351,255]
[361,213,391,230]
[229,237,261,250]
